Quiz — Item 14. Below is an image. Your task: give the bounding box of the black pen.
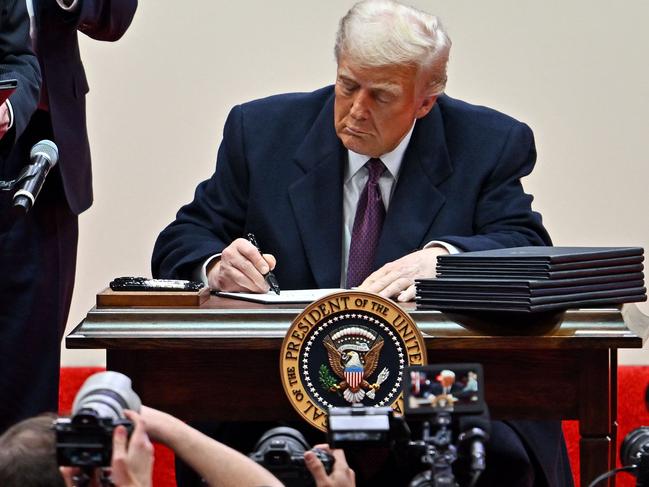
[246,233,281,295]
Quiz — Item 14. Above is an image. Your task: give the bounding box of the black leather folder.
[436,255,643,272]
[417,272,644,290]
[436,263,644,280]
[418,246,646,312]
[436,246,643,264]
[416,294,647,313]
[418,286,646,304]
[417,280,646,298]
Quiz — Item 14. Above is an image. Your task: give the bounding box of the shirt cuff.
[194,254,221,286]
[423,240,462,255]
[5,100,14,129]
[56,0,80,11]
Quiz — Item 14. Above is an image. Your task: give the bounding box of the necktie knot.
[366,158,386,185]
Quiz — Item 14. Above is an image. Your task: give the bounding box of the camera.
[327,363,489,487]
[620,427,649,487]
[55,371,141,468]
[249,426,334,487]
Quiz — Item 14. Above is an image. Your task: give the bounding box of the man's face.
[334,55,437,158]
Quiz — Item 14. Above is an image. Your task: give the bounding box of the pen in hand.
[246,233,281,295]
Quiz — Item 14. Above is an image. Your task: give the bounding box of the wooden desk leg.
[579,349,614,487]
[610,349,618,477]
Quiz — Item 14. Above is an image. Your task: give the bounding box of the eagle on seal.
[323,332,387,404]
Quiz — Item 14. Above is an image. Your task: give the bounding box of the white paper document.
[215,288,345,304]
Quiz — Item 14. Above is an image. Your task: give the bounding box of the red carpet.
[60,366,649,486]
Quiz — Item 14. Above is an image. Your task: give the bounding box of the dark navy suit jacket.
[152,86,573,485]
[153,86,551,286]
[34,0,137,214]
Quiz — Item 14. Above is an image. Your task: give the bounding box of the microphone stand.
[409,413,458,487]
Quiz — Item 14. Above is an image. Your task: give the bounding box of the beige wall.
[63,0,649,366]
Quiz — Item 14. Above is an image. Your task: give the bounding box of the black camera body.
[55,411,133,467]
[54,371,141,470]
[249,426,333,487]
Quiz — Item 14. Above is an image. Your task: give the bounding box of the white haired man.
[153,1,569,485]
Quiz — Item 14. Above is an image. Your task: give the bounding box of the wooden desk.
[67,296,646,486]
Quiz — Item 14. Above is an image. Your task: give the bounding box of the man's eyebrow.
[337,73,357,84]
[370,83,401,95]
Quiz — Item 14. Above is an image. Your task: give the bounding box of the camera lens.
[72,371,141,420]
[620,427,649,467]
[251,427,311,467]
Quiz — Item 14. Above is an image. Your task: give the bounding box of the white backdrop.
[64,0,649,365]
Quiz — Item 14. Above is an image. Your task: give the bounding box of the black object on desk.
[417,246,646,312]
[109,276,204,292]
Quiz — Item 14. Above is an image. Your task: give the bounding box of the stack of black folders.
[416,246,646,313]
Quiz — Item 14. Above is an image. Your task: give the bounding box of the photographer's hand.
[111,410,154,487]
[138,405,283,487]
[305,444,356,487]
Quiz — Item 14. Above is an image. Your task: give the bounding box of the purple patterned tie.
[347,158,386,288]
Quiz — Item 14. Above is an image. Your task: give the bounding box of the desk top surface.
[66,295,647,350]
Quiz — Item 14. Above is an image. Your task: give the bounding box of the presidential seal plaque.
[280,291,427,431]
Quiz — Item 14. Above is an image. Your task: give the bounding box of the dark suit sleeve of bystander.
[58,0,138,42]
[0,0,41,148]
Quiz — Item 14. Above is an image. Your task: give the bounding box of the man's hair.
[334,0,452,95]
[0,414,65,487]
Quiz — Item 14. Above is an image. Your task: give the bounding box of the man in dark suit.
[152,1,571,485]
[0,0,137,434]
[0,0,40,150]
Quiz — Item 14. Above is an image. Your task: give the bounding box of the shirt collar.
[345,123,416,182]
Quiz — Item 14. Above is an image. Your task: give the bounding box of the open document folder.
[215,288,345,304]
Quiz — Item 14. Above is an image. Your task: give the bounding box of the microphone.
[13,139,59,213]
[457,414,491,481]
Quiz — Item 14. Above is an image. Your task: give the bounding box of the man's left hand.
[358,247,449,302]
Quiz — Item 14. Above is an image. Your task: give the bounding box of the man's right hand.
[207,237,277,293]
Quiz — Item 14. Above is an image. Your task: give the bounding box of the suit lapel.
[375,102,453,267]
[288,93,345,288]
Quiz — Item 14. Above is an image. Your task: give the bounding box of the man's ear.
[415,95,438,119]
